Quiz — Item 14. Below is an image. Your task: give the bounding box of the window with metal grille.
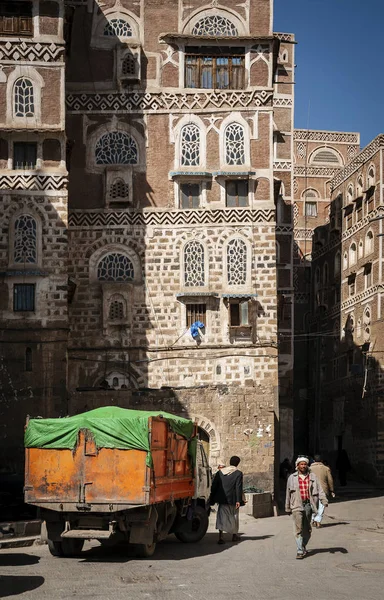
[109,300,124,321]
[311,149,341,165]
[184,240,205,286]
[95,132,138,165]
[225,123,245,165]
[97,253,134,281]
[13,142,37,169]
[14,214,37,264]
[110,179,129,199]
[191,15,238,36]
[13,283,35,311]
[186,303,206,328]
[0,2,33,36]
[14,78,34,117]
[180,183,200,208]
[104,18,132,37]
[180,124,200,166]
[226,180,248,207]
[229,301,249,326]
[227,238,247,285]
[122,54,136,76]
[185,47,244,89]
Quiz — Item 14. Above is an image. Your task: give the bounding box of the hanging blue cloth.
[190,321,205,339]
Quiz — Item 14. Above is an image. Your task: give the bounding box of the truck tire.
[135,542,156,558]
[48,539,84,557]
[175,505,209,543]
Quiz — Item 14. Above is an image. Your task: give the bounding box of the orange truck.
[24,407,211,557]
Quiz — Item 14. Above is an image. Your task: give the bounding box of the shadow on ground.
[0,575,44,598]
[0,553,40,567]
[317,521,350,528]
[307,547,348,557]
[79,533,274,563]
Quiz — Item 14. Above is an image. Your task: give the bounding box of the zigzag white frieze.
[0,174,67,191]
[0,41,64,63]
[69,208,275,228]
[66,90,274,113]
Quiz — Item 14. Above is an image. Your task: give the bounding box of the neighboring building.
[0,1,68,473]
[0,0,296,494]
[309,135,384,483]
[292,129,360,453]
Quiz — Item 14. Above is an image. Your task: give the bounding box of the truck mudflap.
[129,506,157,545]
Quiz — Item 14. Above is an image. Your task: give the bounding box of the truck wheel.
[135,542,156,558]
[175,505,209,543]
[48,539,84,557]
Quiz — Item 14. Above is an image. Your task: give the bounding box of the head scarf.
[295,456,309,467]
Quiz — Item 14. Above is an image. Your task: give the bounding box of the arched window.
[109,299,125,320]
[184,241,205,286]
[365,230,374,255]
[368,166,375,187]
[97,253,134,281]
[310,147,342,166]
[180,124,200,166]
[227,239,247,285]
[343,252,348,270]
[104,19,132,37]
[192,15,238,36]
[14,78,34,117]
[358,239,364,258]
[347,185,354,203]
[356,175,363,196]
[14,215,37,264]
[334,252,341,276]
[349,243,357,266]
[95,131,138,165]
[225,123,245,165]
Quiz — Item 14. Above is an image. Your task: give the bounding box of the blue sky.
[274,0,382,148]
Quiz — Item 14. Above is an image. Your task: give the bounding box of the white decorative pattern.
[66,90,273,113]
[273,97,293,107]
[14,78,34,117]
[181,124,200,166]
[273,161,291,171]
[97,253,134,281]
[0,40,64,63]
[227,239,247,285]
[294,166,340,177]
[225,123,245,165]
[95,132,138,165]
[191,15,237,36]
[104,19,132,37]
[0,174,67,191]
[332,136,384,189]
[184,241,205,286]
[14,215,37,263]
[296,142,306,159]
[294,130,360,144]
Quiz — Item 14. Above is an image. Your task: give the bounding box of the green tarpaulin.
[24,406,195,467]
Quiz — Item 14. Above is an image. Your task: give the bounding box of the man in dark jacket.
[209,455,243,544]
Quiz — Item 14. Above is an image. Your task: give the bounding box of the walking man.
[285,456,328,559]
[310,455,335,527]
[209,455,243,544]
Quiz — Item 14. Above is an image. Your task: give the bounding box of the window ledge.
[222,293,257,298]
[214,170,256,178]
[159,33,274,43]
[177,292,218,298]
[169,171,212,180]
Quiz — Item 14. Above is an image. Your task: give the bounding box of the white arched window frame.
[358,239,364,259]
[220,114,250,167]
[181,239,208,288]
[89,245,142,284]
[343,252,348,270]
[173,115,206,169]
[7,66,44,126]
[9,210,42,268]
[87,123,145,173]
[349,242,357,266]
[367,164,376,187]
[356,175,364,197]
[182,8,247,36]
[224,236,252,288]
[323,262,329,285]
[92,9,140,47]
[309,146,344,166]
[346,185,354,204]
[365,230,374,255]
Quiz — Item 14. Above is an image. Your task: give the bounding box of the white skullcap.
[295,456,309,466]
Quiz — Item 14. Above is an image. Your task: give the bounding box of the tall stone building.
[0,0,295,494]
[292,129,360,452]
[0,1,68,473]
[309,135,384,483]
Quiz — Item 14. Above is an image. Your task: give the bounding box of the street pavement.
[1,494,384,600]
